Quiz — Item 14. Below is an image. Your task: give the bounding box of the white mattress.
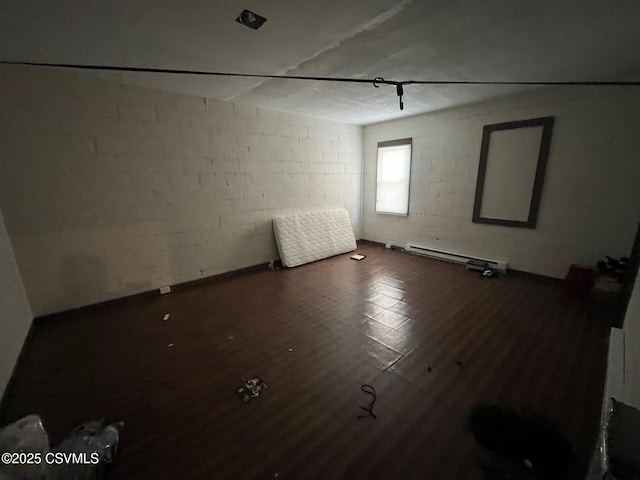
[273,209,357,267]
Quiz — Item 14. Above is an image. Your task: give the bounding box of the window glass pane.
[376,140,411,215]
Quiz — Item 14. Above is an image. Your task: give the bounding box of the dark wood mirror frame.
[472,116,554,228]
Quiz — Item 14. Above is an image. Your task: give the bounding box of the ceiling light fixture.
[235,9,267,30]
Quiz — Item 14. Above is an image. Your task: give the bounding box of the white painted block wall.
[363,87,640,278]
[0,69,363,316]
[3,67,639,318]
[0,207,32,399]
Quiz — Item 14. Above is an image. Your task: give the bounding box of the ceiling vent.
[235,9,267,30]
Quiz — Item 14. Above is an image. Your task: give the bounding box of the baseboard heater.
[404,243,508,272]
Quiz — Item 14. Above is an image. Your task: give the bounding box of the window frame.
[375,137,413,216]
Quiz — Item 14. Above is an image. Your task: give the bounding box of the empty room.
[1,1,640,479]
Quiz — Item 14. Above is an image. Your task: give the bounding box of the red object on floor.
[565,264,595,292]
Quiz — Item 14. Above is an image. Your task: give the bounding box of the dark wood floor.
[1,243,610,479]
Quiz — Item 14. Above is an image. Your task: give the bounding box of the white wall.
[0,69,362,316]
[363,87,640,278]
[0,207,33,400]
[622,267,640,408]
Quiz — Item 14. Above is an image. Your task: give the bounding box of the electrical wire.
[2,60,639,111]
[357,384,377,419]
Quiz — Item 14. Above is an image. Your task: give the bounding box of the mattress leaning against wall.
[273,208,357,267]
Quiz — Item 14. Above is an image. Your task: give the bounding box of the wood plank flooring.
[0,243,610,479]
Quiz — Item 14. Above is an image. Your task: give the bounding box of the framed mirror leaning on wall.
[472,116,554,228]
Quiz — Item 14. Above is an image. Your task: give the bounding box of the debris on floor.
[593,256,629,293]
[236,377,268,402]
[350,254,366,261]
[0,415,122,480]
[268,259,283,270]
[0,415,48,479]
[596,255,628,282]
[163,314,170,321]
[564,264,594,292]
[48,420,122,480]
[168,343,174,348]
[357,384,377,420]
[481,268,499,279]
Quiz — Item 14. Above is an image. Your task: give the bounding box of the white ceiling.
[2,0,640,125]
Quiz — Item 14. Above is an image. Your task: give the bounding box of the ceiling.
[2,0,640,125]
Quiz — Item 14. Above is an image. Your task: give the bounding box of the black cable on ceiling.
[2,60,639,111]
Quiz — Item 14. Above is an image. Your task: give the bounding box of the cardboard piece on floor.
[351,254,366,261]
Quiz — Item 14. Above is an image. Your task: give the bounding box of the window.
[376,138,412,215]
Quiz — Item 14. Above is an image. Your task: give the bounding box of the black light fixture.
[235,9,267,30]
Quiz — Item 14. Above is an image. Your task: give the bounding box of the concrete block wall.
[0,69,363,316]
[363,87,640,278]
